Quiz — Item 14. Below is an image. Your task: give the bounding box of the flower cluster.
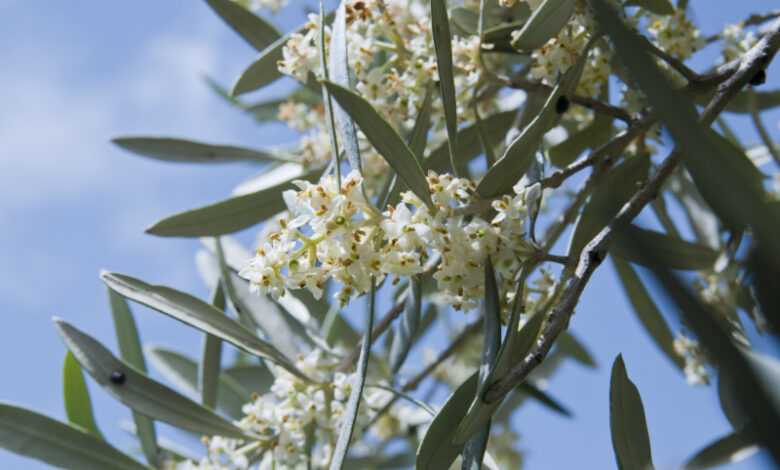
[240,170,539,312]
[170,350,393,470]
[274,0,498,195]
[673,332,710,386]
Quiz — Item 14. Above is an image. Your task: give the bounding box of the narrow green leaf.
[199,282,226,410]
[682,427,759,470]
[224,364,275,396]
[718,370,748,430]
[107,289,157,465]
[431,0,459,174]
[206,0,281,51]
[461,258,502,469]
[145,165,325,237]
[232,13,334,96]
[748,247,780,334]
[62,351,102,438]
[548,115,614,168]
[100,271,309,382]
[323,80,432,206]
[328,280,375,470]
[624,0,675,15]
[517,381,572,416]
[568,154,650,256]
[409,81,435,161]
[453,311,546,444]
[449,6,478,35]
[112,137,279,164]
[377,81,435,208]
[231,37,286,96]
[426,110,516,173]
[329,0,362,172]
[556,332,597,368]
[695,89,780,114]
[510,0,576,51]
[477,42,591,198]
[146,345,250,420]
[0,403,147,470]
[54,319,251,440]
[416,372,480,469]
[611,226,718,270]
[474,102,498,167]
[389,281,421,373]
[610,354,655,470]
[320,2,343,183]
[669,173,721,250]
[612,256,685,370]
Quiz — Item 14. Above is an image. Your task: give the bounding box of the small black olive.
[749,69,766,86]
[110,370,126,385]
[555,95,570,114]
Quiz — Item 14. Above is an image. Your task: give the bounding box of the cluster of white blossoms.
[673,332,710,386]
[240,170,540,311]
[274,0,498,195]
[170,350,394,470]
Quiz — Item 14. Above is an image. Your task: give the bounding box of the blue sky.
[0,1,778,469]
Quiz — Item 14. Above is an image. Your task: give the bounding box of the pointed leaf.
[517,381,572,416]
[682,427,759,470]
[569,154,650,256]
[610,354,655,470]
[450,6,478,35]
[100,271,309,381]
[199,282,226,410]
[477,43,590,198]
[322,80,432,206]
[54,319,251,440]
[329,1,362,172]
[670,172,721,250]
[612,256,685,371]
[206,0,281,51]
[328,280,375,470]
[556,332,597,368]
[107,290,157,465]
[611,226,718,270]
[232,13,334,96]
[63,351,102,438]
[695,89,780,114]
[146,345,250,421]
[510,0,576,51]
[389,281,421,373]
[415,372,479,470]
[145,165,325,237]
[431,0,459,173]
[409,81,435,161]
[453,311,546,444]
[461,258,502,469]
[112,137,279,164]
[224,364,275,395]
[0,403,147,470]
